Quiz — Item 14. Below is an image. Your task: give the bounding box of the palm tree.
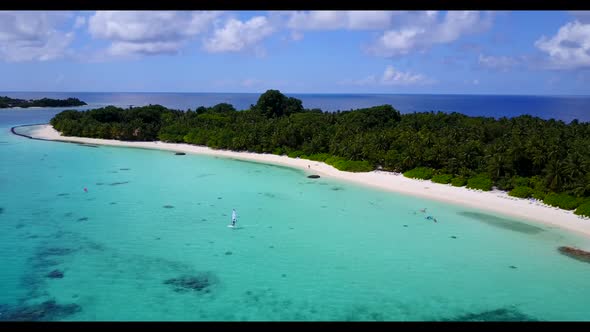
[545,157,567,192]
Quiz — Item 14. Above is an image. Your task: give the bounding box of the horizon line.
[1,90,590,98]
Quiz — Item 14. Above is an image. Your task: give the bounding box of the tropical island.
[0,96,87,108]
[44,89,590,219]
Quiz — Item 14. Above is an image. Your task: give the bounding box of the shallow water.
[1,108,590,321]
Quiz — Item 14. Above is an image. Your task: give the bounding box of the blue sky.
[0,10,589,95]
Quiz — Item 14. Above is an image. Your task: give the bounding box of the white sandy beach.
[19,124,590,239]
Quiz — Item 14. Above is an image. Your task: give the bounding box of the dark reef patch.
[558,246,590,264]
[225,251,232,256]
[77,143,98,148]
[0,207,3,215]
[38,247,76,258]
[175,152,186,155]
[457,211,544,234]
[32,258,59,269]
[441,307,538,321]
[163,273,218,293]
[0,300,81,321]
[56,193,69,197]
[307,175,320,179]
[119,168,131,171]
[95,182,104,186]
[46,270,64,279]
[77,217,88,222]
[109,181,129,186]
[231,158,302,175]
[331,187,344,191]
[109,202,116,205]
[163,205,174,209]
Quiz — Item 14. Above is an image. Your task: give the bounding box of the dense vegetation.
[0,96,86,108]
[50,89,590,217]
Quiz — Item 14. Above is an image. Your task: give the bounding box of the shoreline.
[13,124,590,239]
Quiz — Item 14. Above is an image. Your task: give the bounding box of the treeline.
[50,89,590,216]
[0,96,87,108]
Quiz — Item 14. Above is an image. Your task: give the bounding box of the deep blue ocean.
[2,92,590,123]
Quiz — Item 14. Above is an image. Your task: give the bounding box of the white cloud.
[74,16,86,29]
[369,11,494,56]
[342,65,433,86]
[109,41,184,56]
[478,54,518,71]
[0,11,74,62]
[569,11,590,23]
[287,11,396,30]
[473,79,479,85]
[241,79,261,87]
[291,31,303,41]
[535,20,590,69]
[88,11,221,56]
[204,16,274,53]
[381,65,432,85]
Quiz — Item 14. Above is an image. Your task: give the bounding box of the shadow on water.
[457,211,545,234]
[440,306,539,321]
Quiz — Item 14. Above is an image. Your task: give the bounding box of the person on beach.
[232,209,237,227]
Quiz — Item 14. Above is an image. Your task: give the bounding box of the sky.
[0,10,589,95]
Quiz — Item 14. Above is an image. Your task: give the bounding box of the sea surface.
[1,96,590,321]
[2,91,590,122]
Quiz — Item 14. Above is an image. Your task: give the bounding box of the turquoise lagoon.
[1,108,590,321]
